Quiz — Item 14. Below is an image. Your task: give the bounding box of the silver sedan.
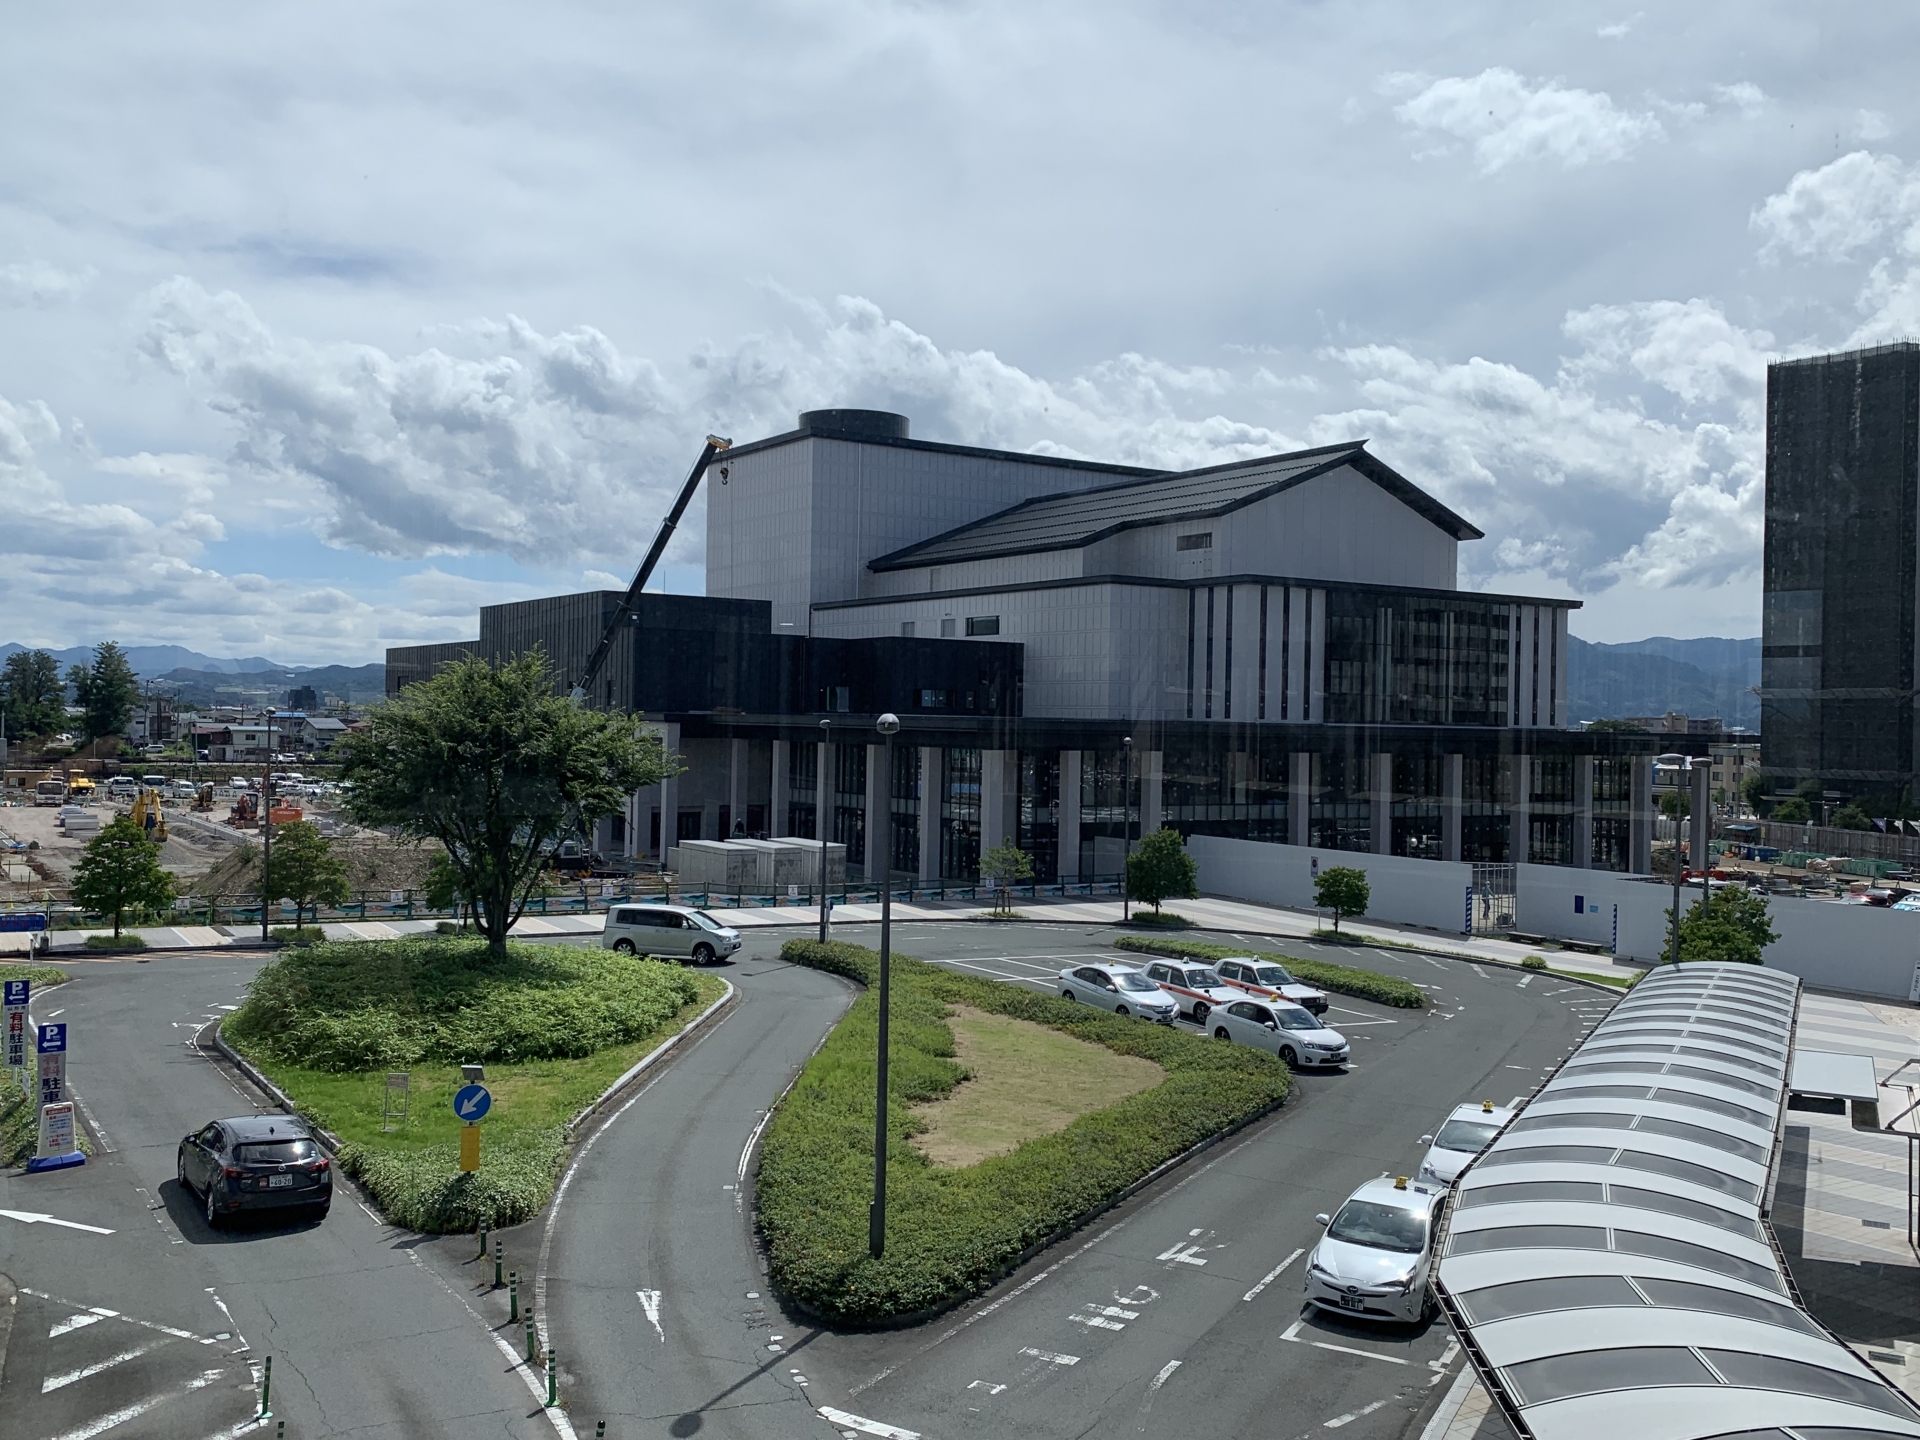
[1057,964,1178,1024]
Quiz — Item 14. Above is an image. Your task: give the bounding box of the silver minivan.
[601,904,742,964]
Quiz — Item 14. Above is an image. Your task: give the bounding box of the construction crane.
[570,433,732,703]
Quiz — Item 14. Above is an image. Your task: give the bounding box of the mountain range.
[0,642,329,676]
[1566,635,1760,729]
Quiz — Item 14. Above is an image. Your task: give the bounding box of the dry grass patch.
[911,1006,1164,1167]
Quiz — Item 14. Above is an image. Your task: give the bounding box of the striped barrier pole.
[509,1272,519,1323]
[259,1355,273,1417]
[546,1349,558,1406]
[494,1237,504,1287]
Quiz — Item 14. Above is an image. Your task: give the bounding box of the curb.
[201,1020,344,1153]
[565,978,737,1137]
[0,1272,15,1393]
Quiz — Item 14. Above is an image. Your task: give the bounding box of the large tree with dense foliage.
[263,820,351,927]
[72,816,177,939]
[2,648,68,737]
[67,641,140,741]
[1677,886,1779,965]
[337,651,674,956]
[1313,865,1371,933]
[1126,827,1198,915]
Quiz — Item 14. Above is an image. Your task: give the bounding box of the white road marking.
[1430,1338,1460,1372]
[1019,1347,1080,1366]
[637,1289,664,1342]
[1115,1284,1159,1305]
[1155,1242,1208,1266]
[50,1310,113,1337]
[1338,1020,1399,1027]
[1069,1305,1132,1330]
[1146,1359,1182,1394]
[49,1367,224,1440]
[1243,1247,1305,1302]
[967,1380,1006,1393]
[817,1405,922,1438]
[23,1290,210,1344]
[1281,1320,1306,1342]
[217,1005,239,1011]
[1324,1398,1389,1428]
[44,1341,165,1392]
[0,1209,115,1235]
[1502,1064,1528,1069]
[1312,1340,1410,1365]
[926,1218,1129,1350]
[1505,1095,1525,1109]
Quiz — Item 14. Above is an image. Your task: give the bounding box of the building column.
[1142,749,1164,837]
[919,746,942,885]
[815,739,832,848]
[1509,753,1531,866]
[728,738,747,837]
[1058,750,1083,881]
[1690,761,1712,875]
[1371,752,1393,856]
[1289,752,1312,848]
[769,740,790,838]
[865,743,888,886]
[1441,754,1464,862]
[658,722,682,864]
[1629,754,1654,874]
[980,749,1015,857]
[1574,755,1595,870]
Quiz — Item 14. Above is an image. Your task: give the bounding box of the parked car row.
[1054,960,1348,1067]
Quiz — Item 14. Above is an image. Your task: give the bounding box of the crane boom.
[571,433,731,701]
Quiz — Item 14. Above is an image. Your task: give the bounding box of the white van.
[600,904,742,964]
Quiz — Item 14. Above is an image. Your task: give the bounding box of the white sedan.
[1137,960,1242,1024]
[1416,1101,1514,1187]
[1208,997,1349,1067]
[1305,1175,1445,1323]
[1057,964,1178,1024]
[1212,955,1329,1014]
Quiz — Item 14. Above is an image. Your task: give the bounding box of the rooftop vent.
[798,409,910,441]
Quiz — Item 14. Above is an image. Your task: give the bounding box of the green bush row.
[761,939,1292,1326]
[227,936,698,1071]
[336,1127,568,1232]
[0,963,69,992]
[1109,935,1426,1009]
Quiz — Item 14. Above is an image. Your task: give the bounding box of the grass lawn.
[0,963,69,991]
[1550,968,1634,988]
[912,1006,1163,1167]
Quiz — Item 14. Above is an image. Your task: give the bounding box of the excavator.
[129,786,170,842]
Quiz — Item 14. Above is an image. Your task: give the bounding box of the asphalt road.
[533,919,1613,1440]
[0,953,560,1440]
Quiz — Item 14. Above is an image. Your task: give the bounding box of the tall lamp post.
[870,711,900,1259]
[1120,735,1134,921]
[818,718,832,944]
[260,710,276,943]
[1655,752,1701,965]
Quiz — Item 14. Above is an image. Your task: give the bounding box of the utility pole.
[260,710,275,943]
[1121,734,1134,921]
[870,711,900,1260]
[818,719,832,944]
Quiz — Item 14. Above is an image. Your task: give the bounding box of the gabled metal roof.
[1435,963,1920,1440]
[866,441,1483,572]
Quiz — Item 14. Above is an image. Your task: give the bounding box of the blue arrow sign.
[37,1023,67,1054]
[452,1083,492,1122]
[3,980,26,1006]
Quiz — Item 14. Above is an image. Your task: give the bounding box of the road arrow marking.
[637,1289,664,1342]
[0,1209,115,1235]
[1155,1243,1207,1266]
[1018,1348,1080,1366]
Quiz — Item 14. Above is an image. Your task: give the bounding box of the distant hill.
[1566,635,1760,729]
[154,663,387,707]
[0,643,375,680]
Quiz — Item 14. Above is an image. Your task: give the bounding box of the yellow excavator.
[129,786,170,842]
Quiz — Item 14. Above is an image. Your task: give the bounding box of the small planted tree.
[264,820,351,928]
[71,816,176,940]
[1313,865,1370,934]
[1126,828,1198,916]
[1678,887,1779,964]
[979,842,1034,915]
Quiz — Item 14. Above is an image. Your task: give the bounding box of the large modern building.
[393,408,1688,883]
[1763,342,1920,804]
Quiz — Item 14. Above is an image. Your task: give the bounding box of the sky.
[3,2,1919,665]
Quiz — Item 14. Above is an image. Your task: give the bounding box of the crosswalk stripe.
[45,1341,165,1393]
[49,1369,224,1440]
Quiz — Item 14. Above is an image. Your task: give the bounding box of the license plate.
[1338,1293,1365,1310]
[267,1173,293,1188]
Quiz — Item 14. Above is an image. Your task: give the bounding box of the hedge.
[1109,935,1426,1009]
[761,939,1291,1326]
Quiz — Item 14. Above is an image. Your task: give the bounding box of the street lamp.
[870,710,900,1260]
[260,710,276,943]
[1655,753,1702,965]
[818,718,832,944]
[1120,735,1134,921]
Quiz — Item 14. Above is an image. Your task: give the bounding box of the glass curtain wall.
[889,745,921,880]
[1528,755,1575,865]
[1162,735,1288,840]
[1017,750,1061,882]
[1592,757,1632,871]
[941,748,982,880]
[1461,755,1510,862]
[1309,746,1371,852]
[832,743,866,872]
[1391,754,1444,859]
[1080,748,1138,880]
[787,741,817,839]
[1322,593,1513,726]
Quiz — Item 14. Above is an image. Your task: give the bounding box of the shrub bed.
[83,934,148,951]
[762,939,1291,1326]
[1109,935,1426,1009]
[223,937,718,1230]
[0,963,69,992]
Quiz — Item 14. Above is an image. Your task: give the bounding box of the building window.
[940,617,956,638]
[1017,750,1061,883]
[965,616,1000,636]
[788,741,818,839]
[1177,532,1213,551]
[919,688,948,709]
[889,745,920,878]
[900,621,915,637]
[941,748,982,880]
[833,743,867,868]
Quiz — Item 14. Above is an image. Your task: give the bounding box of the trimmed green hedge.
[0,963,69,991]
[762,939,1291,1326]
[337,1128,567,1232]
[1109,935,1426,1009]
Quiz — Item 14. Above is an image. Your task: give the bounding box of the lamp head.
[876,713,901,737]
[819,717,831,732]
[1655,753,1688,769]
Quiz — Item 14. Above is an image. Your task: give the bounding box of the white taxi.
[1416,1101,1514,1187]
[1211,956,1329,1014]
[1137,960,1242,1024]
[1305,1174,1445,1323]
[1208,997,1348,1068]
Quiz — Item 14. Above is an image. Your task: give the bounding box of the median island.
[222,937,725,1231]
[760,939,1293,1327]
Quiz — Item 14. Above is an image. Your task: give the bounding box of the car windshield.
[1328,1199,1428,1253]
[1254,965,1297,985]
[237,1139,317,1164]
[1187,969,1224,987]
[690,911,725,932]
[1275,1009,1320,1031]
[1115,973,1161,993]
[1434,1119,1501,1153]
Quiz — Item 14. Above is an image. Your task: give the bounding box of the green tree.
[979,841,1034,912]
[1658,789,1691,819]
[1831,803,1874,832]
[67,642,140,741]
[263,820,350,927]
[337,650,674,957]
[1677,886,1779,964]
[1771,797,1812,824]
[1125,827,1198,915]
[71,815,176,939]
[1314,865,1371,933]
[1795,778,1824,803]
[1740,772,1771,814]
[2,648,67,737]
[1583,718,1647,733]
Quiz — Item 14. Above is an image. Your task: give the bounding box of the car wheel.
[1061,989,1075,1002]
[1192,1003,1210,1025]
[1213,1026,1231,1041]
[692,942,716,966]
[613,938,636,954]
[1114,1005,1129,1018]
[205,1184,222,1230]
[1279,1045,1299,1067]
[177,1151,192,1193]
[311,1201,331,1222]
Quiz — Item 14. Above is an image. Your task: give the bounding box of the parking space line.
[1311,1340,1410,1365]
[1325,1398,1390,1428]
[1243,1248,1305,1302]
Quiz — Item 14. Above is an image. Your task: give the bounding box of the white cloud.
[1857,109,1894,141]
[1752,150,1920,262]
[1597,14,1642,39]
[0,261,94,307]
[1714,82,1769,118]
[1386,67,1665,173]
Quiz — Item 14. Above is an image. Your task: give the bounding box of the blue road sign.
[452,1083,492,1122]
[3,979,27,1006]
[0,913,48,932]
[37,1023,67,1054]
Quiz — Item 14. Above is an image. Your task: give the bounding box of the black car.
[177,1115,332,1226]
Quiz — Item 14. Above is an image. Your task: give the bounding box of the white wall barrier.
[1188,835,1474,935]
